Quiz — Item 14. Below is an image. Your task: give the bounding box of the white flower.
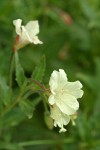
[13,19,43,50]
[48,69,83,132]
[48,69,83,115]
[50,104,70,133]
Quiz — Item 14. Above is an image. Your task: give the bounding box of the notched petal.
[13,19,22,35]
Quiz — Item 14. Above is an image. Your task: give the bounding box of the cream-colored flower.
[50,104,70,133]
[48,69,83,115]
[13,19,43,50]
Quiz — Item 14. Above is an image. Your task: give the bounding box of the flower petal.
[49,70,58,94]
[65,94,79,110]
[48,95,55,105]
[13,19,22,35]
[21,26,32,43]
[59,128,66,133]
[50,105,70,132]
[57,69,68,88]
[31,36,43,44]
[56,94,79,115]
[49,69,68,94]
[25,20,39,36]
[64,81,84,99]
[14,26,31,50]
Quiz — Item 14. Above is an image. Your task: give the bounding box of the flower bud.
[44,112,54,130]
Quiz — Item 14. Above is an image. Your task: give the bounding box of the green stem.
[0,80,27,117]
[18,138,73,147]
[0,92,22,117]
[43,94,49,113]
[0,139,100,149]
[27,78,50,113]
[29,78,46,91]
[0,79,44,117]
[9,51,15,89]
[8,51,15,103]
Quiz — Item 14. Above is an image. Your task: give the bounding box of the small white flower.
[50,104,70,133]
[48,69,83,115]
[13,19,43,50]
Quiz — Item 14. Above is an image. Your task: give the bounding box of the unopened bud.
[44,112,54,130]
[70,112,78,126]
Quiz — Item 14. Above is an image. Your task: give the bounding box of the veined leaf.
[15,51,26,87]
[0,76,11,105]
[19,99,34,119]
[0,108,25,128]
[31,55,46,82]
[19,97,41,119]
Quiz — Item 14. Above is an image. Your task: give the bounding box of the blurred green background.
[0,0,100,149]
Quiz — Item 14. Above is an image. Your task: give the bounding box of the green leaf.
[0,76,11,105]
[31,55,46,82]
[19,99,34,119]
[0,108,25,128]
[19,98,41,119]
[15,51,26,87]
[77,58,100,94]
[77,73,96,92]
[90,92,100,131]
[79,0,96,20]
[0,142,22,150]
[76,111,87,141]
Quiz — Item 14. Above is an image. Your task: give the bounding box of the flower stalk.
[9,51,15,89]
